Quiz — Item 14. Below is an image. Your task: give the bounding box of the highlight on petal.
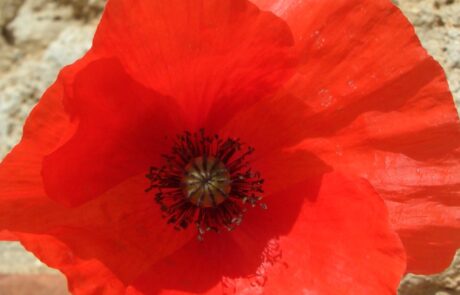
[252,0,460,274]
[127,173,405,295]
[260,173,406,295]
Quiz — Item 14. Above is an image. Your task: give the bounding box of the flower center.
[146,130,265,240]
[182,156,231,208]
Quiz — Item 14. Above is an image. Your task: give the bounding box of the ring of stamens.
[146,130,265,240]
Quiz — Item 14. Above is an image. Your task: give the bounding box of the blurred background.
[0,0,459,294]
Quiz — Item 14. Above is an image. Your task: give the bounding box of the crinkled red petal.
[43,58,183,206]
[252,0,460,274]
[0,56,193,291]
[127,172,405,295]
[93,0,298,130]
[0,54,93,221]
[16,233,126,295]
[9,136,402,294]
[12,174,194,294]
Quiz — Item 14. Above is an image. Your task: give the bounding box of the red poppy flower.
[1,0,459,294]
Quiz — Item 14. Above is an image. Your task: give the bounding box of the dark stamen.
[146,130,265,240]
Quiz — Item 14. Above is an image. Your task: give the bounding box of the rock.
[0,0,24,28]
[399,250,460,295]
[65,0,106,20]
[0,242,58,274]
[7,0,75,48]
[43,24,95,67]
[0,274,68,295]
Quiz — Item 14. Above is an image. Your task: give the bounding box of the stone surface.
[399,250,460,295]
[7,0,75,48]
[0,242,57,275]
[0,0,459,294]
[0,274,69,295]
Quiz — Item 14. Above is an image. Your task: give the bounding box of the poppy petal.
[252,0,460,274]
[93,0,298,130]
[0,58,193,288]
[0,230,15,241]
[15,233,127,295]
[2,174,195,293]
[42,58,184,206]
[126,173,405,295]
[0,53,97,217]
[259,173,406,295]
